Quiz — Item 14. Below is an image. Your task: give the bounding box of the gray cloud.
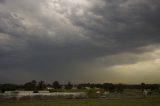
[0,0,160,83]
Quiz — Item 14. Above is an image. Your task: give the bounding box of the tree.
[24,80,37,91]
[65,82,73,90]
[77,84,83,89]
[38,80,46,90]
[103,83,115,93]
[141,82,146,91]
[0,84,18,93]
[150,84,159,91]
[52,81,61,89]
[116,84,124,93]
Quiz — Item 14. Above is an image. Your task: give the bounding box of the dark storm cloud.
[70,0,160,48]
[0,0,5,3]
[0,0,160,83]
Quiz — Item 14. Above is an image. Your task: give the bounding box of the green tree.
[116,84,124,93]
[24,80,37,91]
[150,84,159,91]
[38,80,46,90]
[52,81,61,89]
[103,83,115,93]
[65,82,73,90]
[0,84,18,93]
[141,82,146,91]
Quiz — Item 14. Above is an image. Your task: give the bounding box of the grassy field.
[0,97,160,106]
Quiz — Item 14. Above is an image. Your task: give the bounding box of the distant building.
[47,87,54,90]
[85,87,91,90]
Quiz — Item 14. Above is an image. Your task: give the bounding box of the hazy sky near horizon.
[0,0,160,84]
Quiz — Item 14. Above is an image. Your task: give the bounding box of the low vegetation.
[0,97,160,106]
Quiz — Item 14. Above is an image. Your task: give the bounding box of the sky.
[0,0,160,84]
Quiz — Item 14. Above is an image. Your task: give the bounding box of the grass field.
[0,97,160,106]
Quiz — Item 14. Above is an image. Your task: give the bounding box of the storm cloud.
[0,0,160,84]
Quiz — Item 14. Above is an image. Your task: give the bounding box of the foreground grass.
[0,97,160,106]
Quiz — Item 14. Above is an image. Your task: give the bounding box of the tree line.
[0,81,159,93]
[0,80,73,93]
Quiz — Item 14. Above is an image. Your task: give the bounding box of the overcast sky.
[0,0,160,84]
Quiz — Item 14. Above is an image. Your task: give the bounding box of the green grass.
[0,97,160,106]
